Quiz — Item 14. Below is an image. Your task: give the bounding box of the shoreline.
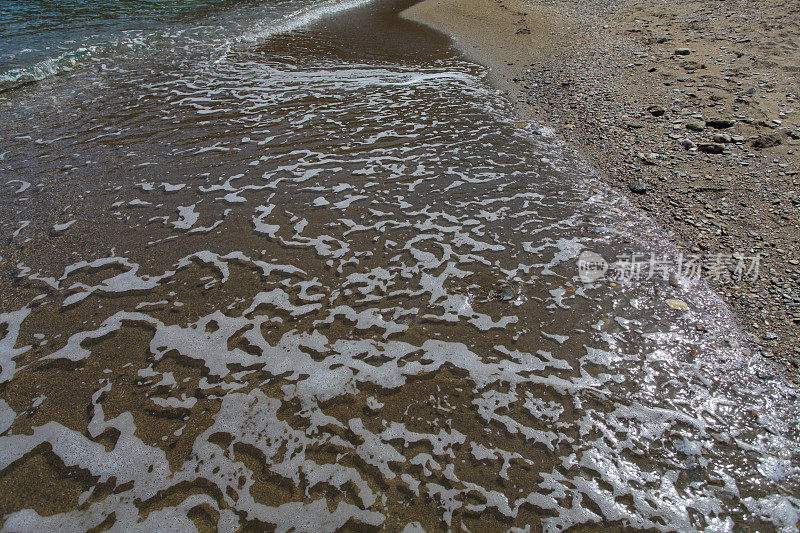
[402,0,800,384]
[1,0,800,527]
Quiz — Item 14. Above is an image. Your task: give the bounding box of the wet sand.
[1,0,799,529]
[403,0,800,384]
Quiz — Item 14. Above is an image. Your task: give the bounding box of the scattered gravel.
[497,0,800,382]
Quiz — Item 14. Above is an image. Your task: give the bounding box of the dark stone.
[752,133,782,149]
[647,105,666,117]
[698,143,725,154]
[629,180,648,194]
[675,48,691,55]
[706,118,735,129]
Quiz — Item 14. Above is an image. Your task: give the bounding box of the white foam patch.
[0,400,16,434]
[7,180,31,194]
[172,204,199,230]
[0,308,32,383]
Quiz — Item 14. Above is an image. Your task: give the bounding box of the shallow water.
[0,0,799,530]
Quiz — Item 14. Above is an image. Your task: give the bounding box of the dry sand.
[403,0,800,384]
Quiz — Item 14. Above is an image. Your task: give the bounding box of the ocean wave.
[0,39,143,94]
[0,0,376,93]
[393,71,481,86]
[239,0,375,42]
[0,47,95,92]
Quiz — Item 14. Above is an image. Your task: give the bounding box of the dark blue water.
[0,0,317,90]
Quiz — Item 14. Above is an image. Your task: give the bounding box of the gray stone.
[622,119,644,130]
[685,119,705,132]
[499,288,515,301]
[637,152,658,165]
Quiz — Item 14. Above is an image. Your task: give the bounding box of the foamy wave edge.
[0,37,148,94]
[238,0,376,42]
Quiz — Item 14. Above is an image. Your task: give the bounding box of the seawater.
[0,0,799,530]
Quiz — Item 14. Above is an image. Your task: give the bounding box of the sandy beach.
[403,0,800,383]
